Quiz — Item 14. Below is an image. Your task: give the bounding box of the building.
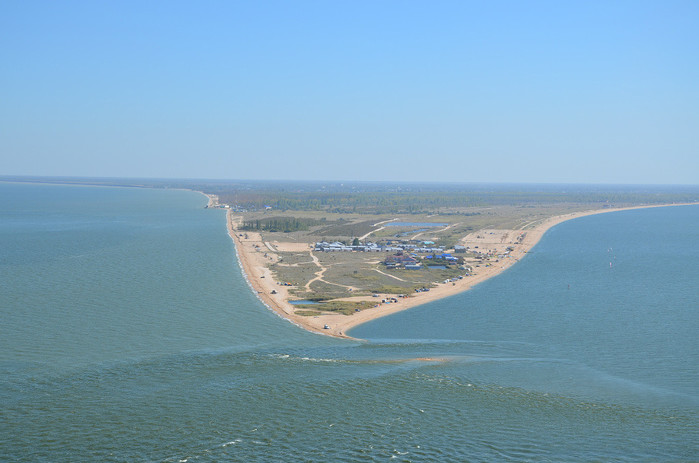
[384,254,419,268]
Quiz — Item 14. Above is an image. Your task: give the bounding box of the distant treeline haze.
[3,178,694,215]
[215,186,697,214]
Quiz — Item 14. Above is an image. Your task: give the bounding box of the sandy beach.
[219,201,696,340]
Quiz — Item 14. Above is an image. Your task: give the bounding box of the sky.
[1,0,698,184]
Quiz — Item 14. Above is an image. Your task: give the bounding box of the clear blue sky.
[1,0,697,184]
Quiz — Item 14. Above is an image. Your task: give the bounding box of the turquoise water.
[1,183,697,461]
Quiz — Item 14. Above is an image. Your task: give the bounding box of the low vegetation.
[294,300,378,316]
[240,216,323,232]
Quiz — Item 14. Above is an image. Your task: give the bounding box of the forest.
[208,182,699,214]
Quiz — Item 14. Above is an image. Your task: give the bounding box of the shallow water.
[1,182,697,461]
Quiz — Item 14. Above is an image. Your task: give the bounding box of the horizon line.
[1,174,698,188]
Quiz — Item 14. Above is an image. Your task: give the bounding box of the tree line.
[239,217,322,233]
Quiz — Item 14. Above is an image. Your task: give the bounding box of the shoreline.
[217,199,697,340]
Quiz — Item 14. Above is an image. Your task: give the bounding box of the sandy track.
[374,268,406,282]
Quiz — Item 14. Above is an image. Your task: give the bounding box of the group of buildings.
[312,240,470,271]
[313,240,450,254]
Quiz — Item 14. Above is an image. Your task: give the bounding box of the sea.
[1,182,697,462]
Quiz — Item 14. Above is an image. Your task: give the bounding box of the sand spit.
[217,199,696,340]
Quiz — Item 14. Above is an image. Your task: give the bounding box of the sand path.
[359,218,398,240]
[303,251,358,292]
[304,251,325,290]
[374,268,406,282]
[411,222,461,241]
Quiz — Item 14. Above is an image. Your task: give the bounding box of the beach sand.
[219,201,695,340]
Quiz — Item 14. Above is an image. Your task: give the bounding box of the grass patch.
[313,219,378,239]
[345,272,380,282]
[296,300,378,315]
[269,260,318,287]
[370,284,425,294]
[276,252,315,265]
[308,280,353,299]
[289,290,330,301]
[295,310,323,317]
